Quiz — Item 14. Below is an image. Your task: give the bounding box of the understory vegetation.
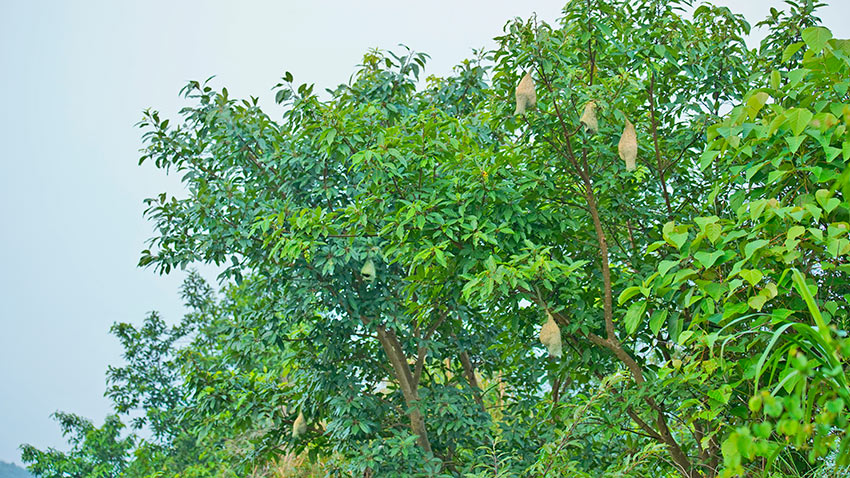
[21,0,850,476]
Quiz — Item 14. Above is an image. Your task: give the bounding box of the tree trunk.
[376,325,433,453]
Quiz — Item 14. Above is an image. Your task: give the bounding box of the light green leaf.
[802,26,833,53]
[618,286,642,306]
[827,237,850,257]
[668,231,688,250]
[787,68,811,89]
[787,225,805,241]
[658,259,679,277]
[739,269,763,286]
[785,108,813,136]
[767,169,789,184]
[673,268,697,284]
[434,248,447,267]
[825,146,842,162]
[804,204,823,222]
[700,150,720,170]
[705,223,722,244]
[744,240,769,260]
[661,221,688,249]
[748,294,767,311]
[694,250,724,269]
[746,92,770,119]
[816,189,841,213]
[749,199,767,221]
[770,70,781,90]
[782,42,805,62]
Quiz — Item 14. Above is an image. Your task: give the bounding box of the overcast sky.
[1,0,849,467]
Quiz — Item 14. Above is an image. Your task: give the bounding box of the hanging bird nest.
[539,311,562,358]
[618,119,638,171]
[292,411,307,438]
[514,71,537,116]
[580,101,599,133]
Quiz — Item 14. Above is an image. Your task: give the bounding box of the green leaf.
[825,146,842,162]
[673,268,697,284]
[649,309,668,335]
[790,269,830,343]
[434,248,447,267]
[804,204,823,223]
[785,135,805,153]
[744,240,769,260]
[618,286,642,305]
[767,169,789,184]
[739,269,763,286]
[668,313,682,342]
[802,26,833,53]
[816,189,841,213]
[748,294,767,311]
[707,384,731,404]
[770,70,781,90]
[647,240,666,253]
[699,150,720,170]
[745,92,770,119]
[705,223,722,244]
[667,230,688,250]
[658,259,679,277]
[787,68,811,89]
[623,300,647,335]
[749,199,767,221]
[325,129,337,145]
[785,108,813,136]
[781,42,805,62]
[827,237,850,257]
[694,250,724,269]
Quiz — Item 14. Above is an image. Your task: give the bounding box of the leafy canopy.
[21,1,850,477]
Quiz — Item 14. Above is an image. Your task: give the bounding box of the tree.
[20,271,246,478]
[104,272,241,478]
[20,413,133,478]
[26,0,850,476]
[135,0,764,475]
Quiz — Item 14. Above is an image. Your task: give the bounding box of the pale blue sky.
[1,0,848,466]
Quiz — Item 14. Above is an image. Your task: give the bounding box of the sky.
[1,0,849,467]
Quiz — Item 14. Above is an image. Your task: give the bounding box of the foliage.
[21,1,850,477]
[20,413,133,478]
[664,23,850,476]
